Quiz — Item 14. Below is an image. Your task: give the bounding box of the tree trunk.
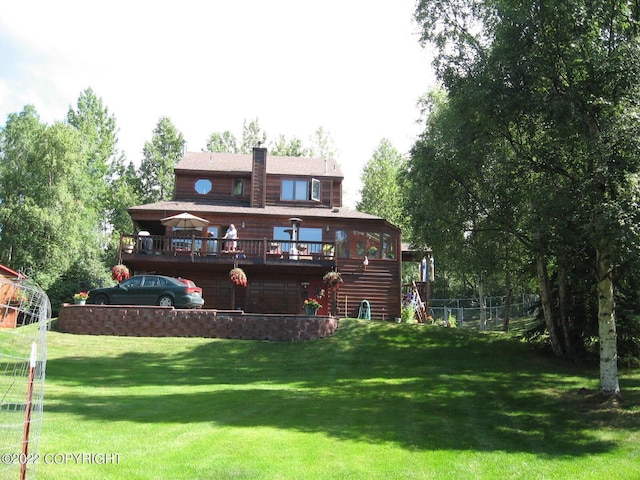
[595,250,620,398]
[503,285,512,333]
[503,248,512,332]
[536,254,564,357]
[557,264,574,357]
[478,274,486,331]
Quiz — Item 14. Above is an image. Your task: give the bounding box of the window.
[366,232,381,258]
[338,230,397,260]
[310,178,321,201]
[382,233,396,259]
[354,231,367,257]
[335,230,349,258]
[281,179,321,201]
[274,226,322,253]
[194,179,212,195]
[233,179,244,196]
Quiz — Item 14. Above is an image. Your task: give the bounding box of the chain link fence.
[426,294,540,331]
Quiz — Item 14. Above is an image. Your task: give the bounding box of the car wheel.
[158,295,174,307]
[94,294,109,305]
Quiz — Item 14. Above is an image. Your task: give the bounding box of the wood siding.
[174,173,252,204]
[334,259,402,320]
[127,250,401,318]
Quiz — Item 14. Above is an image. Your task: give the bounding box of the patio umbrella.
[160,212,210,229]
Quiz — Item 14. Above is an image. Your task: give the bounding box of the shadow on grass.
[45,319,638,456]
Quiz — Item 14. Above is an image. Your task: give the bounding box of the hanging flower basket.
[112,264,131,283]
[323,271,343,291]
[229,267,248,287]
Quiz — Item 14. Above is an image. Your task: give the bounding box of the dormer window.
[281,178,321,202]
[233,179,244,196]
[195,179,212,195]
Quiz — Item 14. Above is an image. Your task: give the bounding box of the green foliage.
[206,130,239,153]
[270,134,310,156]
[308,126,337,159]
[139,116,184,203]
[401,304,416,323]
[0,105,105,290]
[240,118,267,154]
[205,123,336,160]
[410,0,640,371]
[357,138,408,232]
[46,256,112,316]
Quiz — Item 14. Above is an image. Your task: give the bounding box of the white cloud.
[0,0,435,207]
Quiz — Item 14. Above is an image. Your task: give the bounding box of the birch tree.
[413,0,640,397]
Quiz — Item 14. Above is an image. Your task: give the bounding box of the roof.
[128,200,399,230]
[176,152,344,178]
[0,264,24,279]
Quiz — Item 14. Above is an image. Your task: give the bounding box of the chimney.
[251,147,267,208]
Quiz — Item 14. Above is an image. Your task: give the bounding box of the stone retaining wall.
[56,304,339,341]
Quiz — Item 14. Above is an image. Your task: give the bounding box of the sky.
[0,0,435,207]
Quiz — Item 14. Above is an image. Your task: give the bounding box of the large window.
[336,230,349,258]
[281,179,321,201]
[335,230,396,260]
[274,226,323,253]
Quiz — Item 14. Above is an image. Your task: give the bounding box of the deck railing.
[120,234,336,263]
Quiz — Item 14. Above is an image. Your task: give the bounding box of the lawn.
[30,319,640,479]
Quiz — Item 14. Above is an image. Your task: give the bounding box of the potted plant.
[73,292,89,305]
[303,297,321,315]
[122,237,135,254]
[229,267,248,287]
[322,244,335,258]
[323,271,343,291]
[112,264,131,283]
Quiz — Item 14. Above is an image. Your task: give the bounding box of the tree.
[240,118,267,154]
[66,87,117,180]
[138,116,184,203]
[405,90,527,319]
[270,134,310,157]
[206,130,238,153]
[106,154,140,249]
[357,139,407,232]
[413,0,640,397]
[0,105,104,293]
[67,87,123,246]
[309,126,337,159]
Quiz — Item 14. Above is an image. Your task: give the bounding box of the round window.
[195,179,212,194]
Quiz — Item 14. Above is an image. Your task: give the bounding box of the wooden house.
[0,264,26,329]
[123,147,402,319]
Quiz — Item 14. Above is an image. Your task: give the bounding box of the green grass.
[31,319,640,479]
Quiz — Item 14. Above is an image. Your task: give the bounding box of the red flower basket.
[112,264,131,283]
[323,271,343,291]
[229,267,247,287]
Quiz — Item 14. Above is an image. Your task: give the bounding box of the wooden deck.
[120,234,337,268]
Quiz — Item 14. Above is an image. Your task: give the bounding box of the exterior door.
[308,280,329,315]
